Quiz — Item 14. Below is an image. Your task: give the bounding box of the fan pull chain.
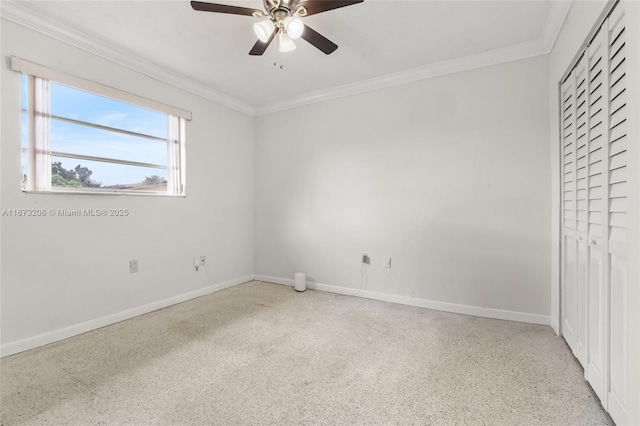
[273,32,278,67]
[273,32,284,70]
[278,34,282,69]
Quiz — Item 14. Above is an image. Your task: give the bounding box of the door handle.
[589,240,596,246]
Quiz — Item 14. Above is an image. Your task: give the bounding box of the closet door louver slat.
[576,62,589,237]
[588,32,606,241]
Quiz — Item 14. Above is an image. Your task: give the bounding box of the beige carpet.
[1,281,612,425]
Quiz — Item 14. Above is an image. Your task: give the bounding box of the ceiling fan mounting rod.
[273,10,288,21]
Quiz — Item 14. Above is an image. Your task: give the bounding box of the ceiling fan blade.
[249,28,280,56]
[301,0,364,16]
[190,1,258,16]
[301,25,338,54]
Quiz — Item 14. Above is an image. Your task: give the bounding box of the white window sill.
[22,189,186,197]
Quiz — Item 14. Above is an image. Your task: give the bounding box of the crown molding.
[0,0,257,116]
[255,0,573,116]
[541,0,574,52]
[254,39,549,115]
[1,0,572,118]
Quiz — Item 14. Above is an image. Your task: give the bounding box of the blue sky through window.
[50,83,167,139]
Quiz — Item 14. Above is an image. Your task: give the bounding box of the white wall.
[255,55,551,320]
[547,0,608,335]
[0,20,255,354]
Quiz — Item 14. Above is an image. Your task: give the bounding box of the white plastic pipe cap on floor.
[294,272,306,292]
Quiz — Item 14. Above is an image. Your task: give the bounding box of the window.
[15,57,190,195]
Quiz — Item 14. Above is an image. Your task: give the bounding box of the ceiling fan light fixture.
[284,16,304,39]
[254,19,275,42]
[279,32,296,52]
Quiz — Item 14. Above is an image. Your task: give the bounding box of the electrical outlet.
[361,253,370,265]
[383,257,392,269]
[193,256,206,271]
[130,259,139,273]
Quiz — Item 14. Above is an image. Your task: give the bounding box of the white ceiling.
[1,0,571,115]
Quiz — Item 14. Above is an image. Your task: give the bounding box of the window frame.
[14,56,190,196]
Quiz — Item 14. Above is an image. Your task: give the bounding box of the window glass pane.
[20,69,184,195]
[51,156,167,191]
[50,83,167,139]
[51,119,167,166]
[21,112,27,149]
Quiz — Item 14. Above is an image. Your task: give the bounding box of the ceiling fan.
[190,0,364,56]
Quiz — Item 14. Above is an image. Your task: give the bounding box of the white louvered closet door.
[561,75,578,355]
[560,2,632,424]
[574,54,589,367]
[605,5,628,422]
[586,25,607,404]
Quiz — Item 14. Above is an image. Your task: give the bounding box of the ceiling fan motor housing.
[264,0,303,19]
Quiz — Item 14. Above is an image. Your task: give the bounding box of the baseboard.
[550,316,560,335]
[3,274,552,357]
[1,274,255,358]
[255,275,551,326]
